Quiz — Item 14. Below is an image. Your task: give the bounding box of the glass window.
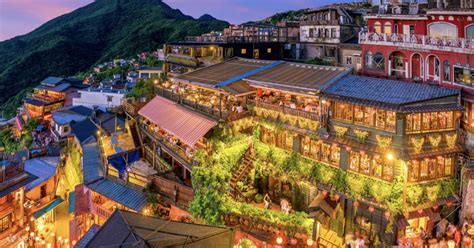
[241,48,247,54]
[321,144,331,163]
[443,61,451,81]
[0,214,9,233]
[364,107,376,126]
[350,152,360,171]
[454,66,474,85]
[360,153,371,175]
[386,111,396,131]
[374,22,382,33]
[467,25,474,40]
[365,51,373,69]
[311,140,321,160]
[376,109,386,129]
[331,146,340,165]
[428,22,458,38]
[384,22,392,34]
[408,160,420,182]
[373,53,385,71]
[445,157,453,176]
[420,160,429,180]
[354,106,364,124]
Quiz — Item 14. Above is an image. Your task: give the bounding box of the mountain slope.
[0,0,228,108]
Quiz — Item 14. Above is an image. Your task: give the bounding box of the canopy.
[138,96,217,147]
[33,197,64,219]
[107,148,140,178]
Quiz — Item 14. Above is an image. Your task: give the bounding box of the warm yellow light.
[276,237,284,245]
[306,239,314,246]
[386,152,394,161]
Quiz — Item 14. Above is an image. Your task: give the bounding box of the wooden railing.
[91,202,113,220]
[139,123,197,168]
[151,175,194,207]
[251,100,320,122]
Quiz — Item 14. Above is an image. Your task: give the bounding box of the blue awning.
[33,197,64,219]
[68,191,75,214]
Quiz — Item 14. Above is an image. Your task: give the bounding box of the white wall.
[73,89,125,111]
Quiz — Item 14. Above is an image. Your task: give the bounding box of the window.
[374,22,382,33]
[428,22,458,38]
[63,125,69,133]
[349,152,393,181]
[346,56,353,65]
[40,184,47,198]
[365,52,385,71]
[384,22,392,34]
[454,66,474,85]
[467,25,474,40]
[0,214,9,233]
[309,28,314,38]
[443,61,451,81]
[267,48,272,53]
[241,48,247,54]
[333,103,396,131]
[331,28,337,38]
[406,111,454,132]
[408,156,454,182]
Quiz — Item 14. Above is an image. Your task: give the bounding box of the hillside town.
[1,0,474,247]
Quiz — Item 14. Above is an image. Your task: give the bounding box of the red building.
[359,9,474,127]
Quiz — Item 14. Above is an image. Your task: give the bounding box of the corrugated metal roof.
[139,95,217,147]
[24,157,59,191]
[82,142,104,184]
[75,224,100,248]
[71,119,98,143]
[324,76,459,105]
[87,179,146,212]
[33,197,64,219]
[41,76,64,86]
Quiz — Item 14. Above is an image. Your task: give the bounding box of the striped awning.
[139,96,217,147]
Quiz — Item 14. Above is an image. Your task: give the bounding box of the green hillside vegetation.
[0,0,228,117]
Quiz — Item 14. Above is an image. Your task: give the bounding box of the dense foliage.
[0,0,228,117]
[0,119,38,153]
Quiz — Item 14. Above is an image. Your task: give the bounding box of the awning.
[68,191,75,214]
[33,197,64,219]
[138,96,217,147]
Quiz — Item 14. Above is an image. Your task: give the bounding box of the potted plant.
[255,193,263,203]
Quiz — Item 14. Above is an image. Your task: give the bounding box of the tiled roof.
[87,179,146,212]
[139,95,217,147]
[41,76,64,86]
[24,157,59,191]
[245,62,352,93]
[323,76,459,105]
[71,119,98,143]
[82,142,104,184]
[74,224,99,248]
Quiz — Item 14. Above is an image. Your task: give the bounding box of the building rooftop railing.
[359,31,474,53]
[183,35,299,44]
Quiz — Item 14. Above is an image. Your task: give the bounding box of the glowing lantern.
[368,206,375,213]
[307,239,314,246]
[276,236,284,245]
[290,238,297,245]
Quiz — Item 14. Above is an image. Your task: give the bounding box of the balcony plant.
[445,133,457,148]
[410,136,425,153]
[376,135,392,149]
[334,125,348,138]
[428,134,442,148]
[354,129,370,143]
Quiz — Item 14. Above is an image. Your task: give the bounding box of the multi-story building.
[163,23,300,75]
[132,58,464,246]
[0,154,36,247]
[23,77,85,121]
[299,3,369,68]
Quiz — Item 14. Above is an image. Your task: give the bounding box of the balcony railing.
[359,31,474,53]
[300,19,341,26]
[165,54,198,67]
[139,123,197,168]
[183,35,299,44]
[91,202,113,220]
[251,100,320,122]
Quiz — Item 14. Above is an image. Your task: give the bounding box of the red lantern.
[417,209,423,215]
[433,205,439,210]
[384,211,391,219]
[322,190,328,197]
[346,146,352,152]
[334,194,341,201]
[353,201,359,208]
[276,236,284,245]
[290,238,297,245]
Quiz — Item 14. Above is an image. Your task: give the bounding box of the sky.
[0,0,343,41]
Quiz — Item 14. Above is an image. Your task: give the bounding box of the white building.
[73,87,126,112]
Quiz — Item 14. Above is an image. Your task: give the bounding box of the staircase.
[128,120,142,148]
[229,145,255,197]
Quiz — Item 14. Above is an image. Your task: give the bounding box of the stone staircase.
[229,145,255,198]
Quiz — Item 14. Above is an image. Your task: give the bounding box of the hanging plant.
[298,117,308,129]
[287,116,298,126]
[309,121,319,131]
[354,129,369,143]
[445,133,457,148]
[428,134,442,148]
[254,107,263,117]
[376,135,392,149]
[334,125,349,138]
[410,136,425,152]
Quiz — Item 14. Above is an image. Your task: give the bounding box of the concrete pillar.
[405,61,409,79]
[388,60,392,76]
[339,146,349,171]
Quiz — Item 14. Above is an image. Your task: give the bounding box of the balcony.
[183,35,298,44]
[359,31,474,54]
[139,123,198,169]
[251,100,320,122]
[155,87,249,121]
[300,19,341,26]
[91,201,113,220]
[165,54,198,68]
